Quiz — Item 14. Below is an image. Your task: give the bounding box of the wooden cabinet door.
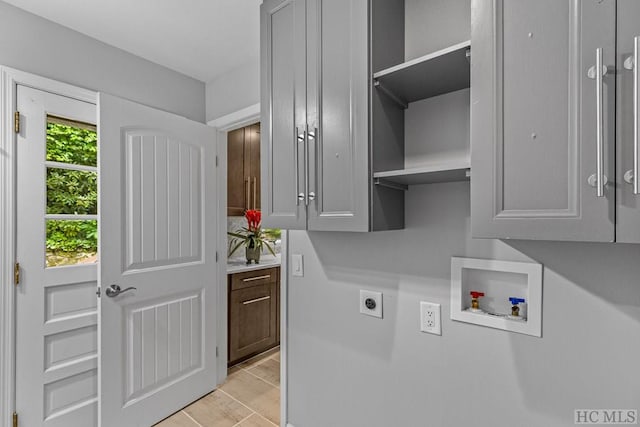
[306,0,370,232]
[471,0,616,241]
[228,127,248,216]
[616,0,640,243]
[248,123,261,211]
[261,0,308,229]
[228,268,279,365]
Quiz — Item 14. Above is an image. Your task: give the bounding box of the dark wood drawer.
[230,267,278,291]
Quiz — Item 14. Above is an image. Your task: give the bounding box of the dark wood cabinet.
[228,266,280,365]
[227,123,261,216]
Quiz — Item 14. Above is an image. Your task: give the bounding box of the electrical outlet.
[420,301,441,335]
[360,290,383,318]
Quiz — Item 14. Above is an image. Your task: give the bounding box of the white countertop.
[226,254,281,274]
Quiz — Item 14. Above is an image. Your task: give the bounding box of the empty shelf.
[374,160,471,188]
[373,41,471,108]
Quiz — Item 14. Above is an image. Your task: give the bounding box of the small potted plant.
[228,209,276,264]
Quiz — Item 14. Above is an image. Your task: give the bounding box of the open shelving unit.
[369,0,472,229]
[372,40,471,190]
[373,41,471,109]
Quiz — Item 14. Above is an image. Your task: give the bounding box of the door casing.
[208,104,290,427]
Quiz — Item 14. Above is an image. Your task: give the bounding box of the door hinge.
[14,262,20,286]
[215,155,219,167]
[216,251,219,262]
[12,411,18,427]
[14,111,20,134]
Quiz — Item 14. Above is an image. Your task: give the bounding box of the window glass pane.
[47,168,97,215]
[46,118,97,167]
[46,220,98,267]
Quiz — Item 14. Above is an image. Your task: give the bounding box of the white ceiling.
[4,0,261,83]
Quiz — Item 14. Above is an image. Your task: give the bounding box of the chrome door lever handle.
[105,284,137,298]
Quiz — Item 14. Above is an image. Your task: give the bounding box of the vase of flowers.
[228,210,276,264]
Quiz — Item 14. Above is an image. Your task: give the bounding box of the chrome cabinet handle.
[295,127,305,205]
[303,125,310,206]
[307,127,317,204]
[623,36,640,194]
[587,48,608,197]
[245,177,250,210]
[253,177,257,209]
[242,274,271,282]
[105,284,137,298]
[242,295,271,305]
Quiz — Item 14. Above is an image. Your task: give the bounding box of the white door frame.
[208,103,290,427]
[0,66,97,427]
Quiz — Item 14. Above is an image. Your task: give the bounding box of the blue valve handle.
[509,297,525,305]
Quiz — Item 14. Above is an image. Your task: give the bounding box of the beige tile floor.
[156,347,281,427]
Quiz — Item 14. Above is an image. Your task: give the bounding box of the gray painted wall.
[288,183,640,427]
[0,0,205,122]
[286,1,640,426]
[206,59,260,122]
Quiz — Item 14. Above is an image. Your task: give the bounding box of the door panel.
[248,123,262,211]
[261,0,307,229]
[99,93,217,427]
[471,0,616,241]
[307,0,370,231]
[15,86,98,427]
[228,128,248,216]
[616,0,640,243]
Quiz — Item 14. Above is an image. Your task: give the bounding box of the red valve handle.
[470,291,485,298]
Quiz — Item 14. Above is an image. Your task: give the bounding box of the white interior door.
[99,93,218,427]
[15,85,99,426]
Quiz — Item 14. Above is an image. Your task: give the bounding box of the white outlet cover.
[360,290,383,318]
[420,301,441,335]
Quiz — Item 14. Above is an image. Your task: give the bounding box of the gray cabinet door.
[306,0,370,232]
[616,0,640,243]
[471,0,616,241]
[261,0,308,229]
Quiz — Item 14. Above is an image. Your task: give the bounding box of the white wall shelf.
[373,158,470,189]
[373,40,471,109]
[450,257,543,337]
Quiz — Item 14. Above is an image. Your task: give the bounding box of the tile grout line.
[217,388,262,415]
[243,367,280,389]
[217,387,279,426]
[230,411,257,427]
[181,410,205,427]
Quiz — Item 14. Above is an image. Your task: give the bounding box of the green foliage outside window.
[46,122,98,266]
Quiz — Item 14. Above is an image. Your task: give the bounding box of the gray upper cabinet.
[616,0,640,243]
[261,0,370,231]
[471,0,616,241]
[260,0,307,230]
[306,0,370,232]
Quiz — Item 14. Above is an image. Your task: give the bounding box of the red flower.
[245,209,261,232]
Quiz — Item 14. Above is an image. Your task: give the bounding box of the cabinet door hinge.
[14,111,20,134]
[14,262,20,286]
[216,346,219,358]
[216,251,219,262]
[216,155,219,167]
[12,411,18,427]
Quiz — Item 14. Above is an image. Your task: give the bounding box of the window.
[45,116,98,267]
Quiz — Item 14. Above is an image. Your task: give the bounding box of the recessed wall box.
[450,257,543,337]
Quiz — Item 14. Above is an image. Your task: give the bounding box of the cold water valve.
[508,297,526,320]
[468,291,485,313]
